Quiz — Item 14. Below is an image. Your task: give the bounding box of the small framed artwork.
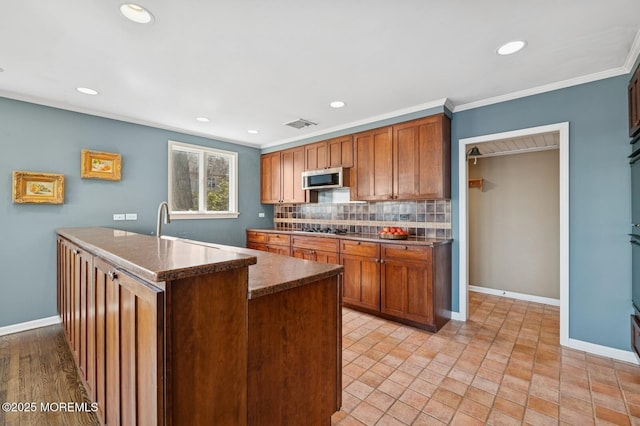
[81,149,122,181]
[12,171,65,204]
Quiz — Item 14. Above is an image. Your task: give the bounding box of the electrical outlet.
[258,212,265,218]
[125,213,137,221]
[113,213,126,221]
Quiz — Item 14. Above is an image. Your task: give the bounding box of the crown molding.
[453,66,629,113]
[624,29,640,72]
[0,90,262,149]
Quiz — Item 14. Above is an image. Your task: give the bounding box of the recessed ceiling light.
[330,101,346,109]
[120,3,154,24]
[77,87,99,95]
[497,40,527,56]
[247,129,259,134]
[196,117,210,122]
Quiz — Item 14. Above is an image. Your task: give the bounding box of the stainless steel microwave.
[301,167,349,190]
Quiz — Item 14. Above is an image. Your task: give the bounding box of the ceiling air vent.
[284,118,317,130]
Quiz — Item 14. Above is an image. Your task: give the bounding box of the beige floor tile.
[334,291,640,425]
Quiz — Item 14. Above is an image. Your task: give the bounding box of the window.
[168,141,239,219]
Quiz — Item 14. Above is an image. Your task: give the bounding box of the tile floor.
[331,291,640,425]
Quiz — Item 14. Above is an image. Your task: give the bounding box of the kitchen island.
[56,227,342,426]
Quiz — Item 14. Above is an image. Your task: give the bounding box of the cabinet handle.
[108,271,118,281]
[357,241,361,245]
[635,224,640,228]
[310,250,316,254]
[73,249,80,255]
[404,246,408,250]
[380,259,385,264]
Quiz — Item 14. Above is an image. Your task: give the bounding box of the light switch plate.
[125,213,137,221]
[113,213,126,221]
[258,212,265,218]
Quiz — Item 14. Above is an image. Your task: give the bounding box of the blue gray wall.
[451,75,631,350]
[0,97,272,327]
[1,73,634,352]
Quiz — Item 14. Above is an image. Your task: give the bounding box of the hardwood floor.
[0,325,98,425]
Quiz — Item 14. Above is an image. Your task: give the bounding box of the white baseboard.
[0,315,61,337]
[567,338,639,365]
[450,311,464,321]
[469,285,560,307]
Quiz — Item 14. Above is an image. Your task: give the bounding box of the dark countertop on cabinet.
[57,227,343,299]
[171,238,344,299]
[57,227,257,283]
[247,228,452,247]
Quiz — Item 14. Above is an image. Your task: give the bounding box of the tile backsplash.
[274,199,451,238]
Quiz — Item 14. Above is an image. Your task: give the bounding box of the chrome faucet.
[156,201,171,237]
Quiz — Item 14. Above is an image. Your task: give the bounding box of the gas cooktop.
[299,228,348,235]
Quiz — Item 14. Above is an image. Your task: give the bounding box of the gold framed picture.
[12,171,65,204]
[81,149,122,181]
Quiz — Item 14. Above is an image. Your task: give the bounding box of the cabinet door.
[393,115,450,200]
[315,250,339,265]
[292,247,315,261]
[94,258,164,426]
[381,259,433,325]
[247,242,267,251]
[266,244,292,256]
[340,254,380,310]
[281,147,306,203]
[631,69,640,137]
[328,135,353,168]
[305,141,329,170]
[352,127,393,201]
[261,152,282,203]
[78,250,93,387]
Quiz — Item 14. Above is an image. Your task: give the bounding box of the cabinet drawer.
[247,231,267,243]
[340,240,379,258]
[291,236,339,252]
[266,233,291,246]
[381,244,432,262]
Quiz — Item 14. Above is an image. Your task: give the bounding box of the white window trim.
[168,140,240,219]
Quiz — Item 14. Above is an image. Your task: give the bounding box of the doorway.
[458,122,569,346]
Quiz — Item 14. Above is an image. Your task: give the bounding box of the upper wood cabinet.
[261,147,306,204]
[351,114,450,201]
[393,114,451,200]
[630,65,640,137]
[305,135,353,170]
[351,126,394,201]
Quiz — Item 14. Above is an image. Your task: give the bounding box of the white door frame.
[458,122,570,346]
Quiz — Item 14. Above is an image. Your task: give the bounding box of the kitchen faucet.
[156,201,171,237]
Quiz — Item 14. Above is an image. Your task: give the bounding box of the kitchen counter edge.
[57,227,257,283]
[247,228,453,246]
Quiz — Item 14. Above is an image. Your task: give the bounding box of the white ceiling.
[469,132,559,158]
[1,1,639,149]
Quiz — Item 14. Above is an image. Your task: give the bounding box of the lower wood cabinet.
[340,240,381,311]
[383,243,451,331]
[58,235,249,425]
[246,230,452,331]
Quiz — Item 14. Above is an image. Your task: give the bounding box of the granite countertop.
[57,227,343,299]
[170,238,344,299]
[247,228,453,247]
[57,227,257,283]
